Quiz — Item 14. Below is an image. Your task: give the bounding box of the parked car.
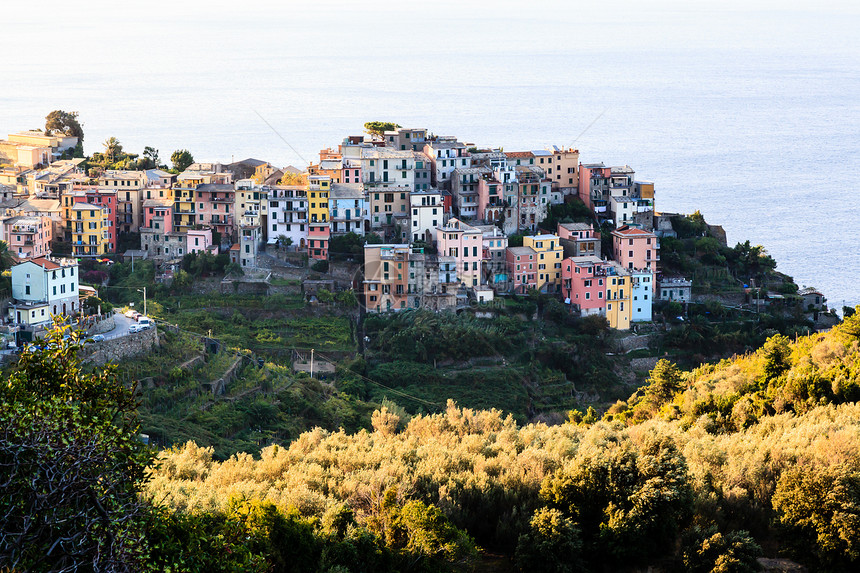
[128,323,142,333]
[90,334,105,342]
[137,317,153,329]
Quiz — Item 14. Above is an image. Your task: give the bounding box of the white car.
[128,323,142,333]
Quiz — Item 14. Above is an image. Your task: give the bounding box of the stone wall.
[692,293,746,306]
[220,278,270,295]
[80,327,159,366]
[613,333,658,354]
[86,314,116,335]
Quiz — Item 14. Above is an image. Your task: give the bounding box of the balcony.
[11,226,36,234]
[210,195,232,202]
[23,239,33,246]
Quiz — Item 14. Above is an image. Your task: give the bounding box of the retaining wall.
[80,327,159,366]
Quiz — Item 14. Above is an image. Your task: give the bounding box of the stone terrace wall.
[80,327,159,366]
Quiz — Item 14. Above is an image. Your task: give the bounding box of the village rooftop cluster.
[0,126,702,330]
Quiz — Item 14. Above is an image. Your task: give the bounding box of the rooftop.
[559,222,593,232]
[568,255,605,265]
[612,225,656,237]
[24,256,77,269]
[508,246,537,256]
[505,151,534,159]
[329,183,364,199]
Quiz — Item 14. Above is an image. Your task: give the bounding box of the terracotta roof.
[505,151,534,159]
[29,257,60,269]
[230,244,240,251]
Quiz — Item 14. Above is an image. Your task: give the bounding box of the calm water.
[2,1,858,307]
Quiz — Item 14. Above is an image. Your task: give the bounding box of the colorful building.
[476,224,508,286]
[70,203,110,257]
[630,269,653,322]
[506,246,538,294]
[196,183,236,240]
[363,244,411,312]
[522,234,563,293]
[436,218,482,287]
[187,228,214,255]
[611,225,658,272]
[409,189,444,243]
[267,185,308,248]
[308,175,331,225]
[557,222,601,258]
[9,257,79,324]
[4,216,52,261]
[308,223,330,261]
[605,263,632,330]
[329,183,365,236]
[561,255,609,316]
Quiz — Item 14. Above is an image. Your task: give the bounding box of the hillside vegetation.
[144,310,860,571]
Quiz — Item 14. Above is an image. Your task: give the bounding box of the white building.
[9,257,79,325]
[409,189,445,243]
[341,143,415,189]
[424,137,471,188]
[267,185,308,248]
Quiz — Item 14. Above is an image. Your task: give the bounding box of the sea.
[2,0,858,308]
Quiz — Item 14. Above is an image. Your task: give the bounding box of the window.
[25,285,30,295]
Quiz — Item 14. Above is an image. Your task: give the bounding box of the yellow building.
[71,203,109,257]
[523,234,563,293]
[173,175,201,232]
[605,263,632,330]
[308,175,331,224]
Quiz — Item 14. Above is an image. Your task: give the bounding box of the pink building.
[506,246,537,294]
[341,159,362,184]
[308,223,330,260]
[5,215,52,260]
[562,255,609,315]
[611,225,658,272]
[578,163,611,212]
[142,199,174,233]
[195,183,235,239]
[476,178,505,225]
[436,218,482,287]
[187,228,213,255]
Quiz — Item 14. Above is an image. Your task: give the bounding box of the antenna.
[252,110,310,167]
[569,108,609,148]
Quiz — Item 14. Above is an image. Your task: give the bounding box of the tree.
[138,146,161,169]
[645,359,684,403]
[680,527,762,573]
[103,136,123,163]
[0,323,153,571]
[171,149,195,172]
[45,110,84,140]
[364,121,401,139]
[773,465,860,568]
[515,508,584,573]
[279,171,308,186]
[0,240,17,270]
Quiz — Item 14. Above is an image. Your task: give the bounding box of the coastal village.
[0,122,830,342]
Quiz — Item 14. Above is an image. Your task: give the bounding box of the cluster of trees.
[145,393,860,571]
[42,112,196,175]
[7,309,860,570]
[610,308,860,431]
[660,213,779,288]
[536,198,594,234]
